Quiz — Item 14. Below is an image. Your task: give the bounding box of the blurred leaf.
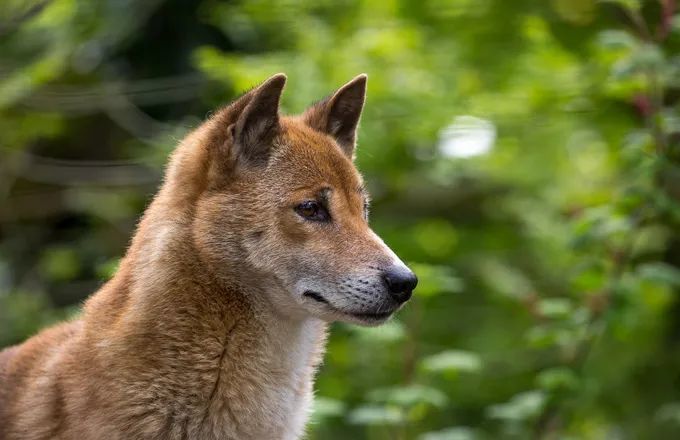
[538,298,573,320]
[631,225,672,257]
[536,367,579,392]
[39,246,80,281]
[96,258,120,280]
[525,325,579,349]
[597,0,641,11]
[552,0,595,25]
[655,402,680,425]
[347,405,404,426]
[419,426,479,440]
[413,219,459,258]
[310,397,346,423]
[367,384,448,408]
[479,260,534,300]
[637,263,680,288]
[673,15,680,34]
[630,44,665,71]
[487,390,547,422]
[596,30,637,49]
[410,263,463,298]
[0,291,75,347]
[421,350,483,375]
[350,319,406,343]
[571,263,607,292]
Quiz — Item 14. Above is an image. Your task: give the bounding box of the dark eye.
[295,201,330,222]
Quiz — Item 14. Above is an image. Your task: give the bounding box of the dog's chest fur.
[183,316,325,440]
[1,226,328,440]
[105,311,326,440]
[74,248,329,440]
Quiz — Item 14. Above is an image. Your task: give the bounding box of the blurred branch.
[102,92,177,143]
[657,0,675,41]
[10,153,160,186]
[623,5,653,41]
[17,74,206,114]
[0,0,52,37]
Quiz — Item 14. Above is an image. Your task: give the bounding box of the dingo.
[0,74,417,440]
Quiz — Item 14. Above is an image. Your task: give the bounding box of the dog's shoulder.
[1,320,81,392]
[0,320,82,439]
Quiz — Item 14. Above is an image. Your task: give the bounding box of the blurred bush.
[1,0,680,438]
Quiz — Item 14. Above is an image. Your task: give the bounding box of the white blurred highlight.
[438,116,496,158]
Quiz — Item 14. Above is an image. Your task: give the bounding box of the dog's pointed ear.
[303,74,367,159]
[230,73,286,166]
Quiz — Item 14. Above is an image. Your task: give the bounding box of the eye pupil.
[302,204,317,216]
[295,201,328,221]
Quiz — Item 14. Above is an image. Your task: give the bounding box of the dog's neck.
[82,180,328,439]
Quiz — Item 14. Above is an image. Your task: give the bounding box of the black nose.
[382,265,418,303]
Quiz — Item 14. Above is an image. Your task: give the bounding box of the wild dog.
[0,73,417,440]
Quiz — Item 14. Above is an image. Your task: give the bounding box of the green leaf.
[525,325,580,349]
[421,350,483,374]
[597,0,641,12]
[419,426,478,440]
[413,219,459,258]
[478,260,534,300]
[350,319,406,343]
[410,263,464,297]
[310,397,346,422]
[631,225,672,257]
[39,247,80,282]
[347,405,404,426]
[637,263,680,288]
[487,390,547,421]
[0,291,77,347]
[673,15,680,34]
[95,258,120,280]
[537,298,573,319]
[536,367,579,392]
[656,402,680,425]
[596,30,637,49]
[552,0,596,25]
[629,44,665,71]
[367,384,448,408]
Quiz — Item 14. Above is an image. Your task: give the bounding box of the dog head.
[191,74,416,325]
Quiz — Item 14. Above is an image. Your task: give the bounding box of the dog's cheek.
[243,229,265,252]
[278,214,310,242]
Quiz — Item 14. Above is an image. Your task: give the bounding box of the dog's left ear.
[303,74,367,159]
[230,73,287,166]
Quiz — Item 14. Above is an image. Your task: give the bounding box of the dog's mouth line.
[303,290,330,305]
[303,290,393,320]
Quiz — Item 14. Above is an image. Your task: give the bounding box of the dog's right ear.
[228,73,286,167]
[302,74,367,160]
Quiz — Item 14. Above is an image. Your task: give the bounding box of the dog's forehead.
[273,118,363,192]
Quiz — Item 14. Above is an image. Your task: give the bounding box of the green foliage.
[421,350,483,375]
[2,0,680,438]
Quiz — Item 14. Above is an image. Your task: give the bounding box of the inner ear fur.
[303,74,367,159]
[229,73,287,167]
